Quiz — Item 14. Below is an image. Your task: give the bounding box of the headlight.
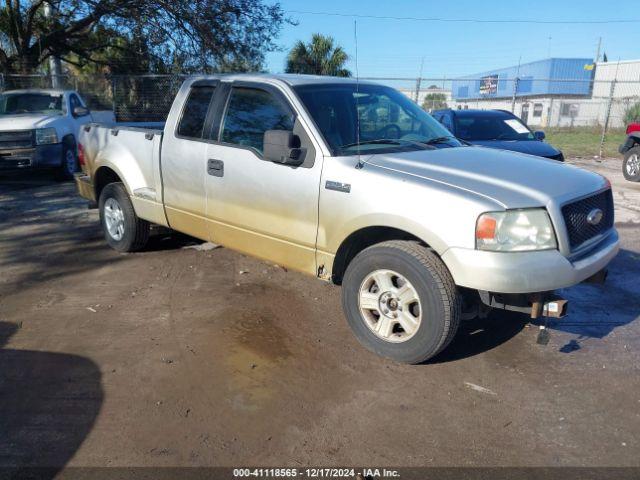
[35,128,58,145]
[476,209,557,252]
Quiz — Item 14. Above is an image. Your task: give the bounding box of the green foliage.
[623,103,640,125]
[0,0,287,74]
[542,127,626,158]
[421,93,448,111]
[285,34,351,77]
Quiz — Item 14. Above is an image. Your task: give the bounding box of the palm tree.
[285,34,351,77]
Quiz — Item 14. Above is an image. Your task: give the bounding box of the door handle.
[207,159,224,177]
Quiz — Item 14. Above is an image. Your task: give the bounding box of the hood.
[0,113,61,131]
[365,146,606,209]
[469,139,560,158]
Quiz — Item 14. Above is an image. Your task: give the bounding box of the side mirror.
[73,106,90,118]
[534,130,545,141]
[263,130,304,166]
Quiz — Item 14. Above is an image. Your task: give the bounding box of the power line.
[285,10,640,25]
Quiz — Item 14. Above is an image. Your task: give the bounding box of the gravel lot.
[0,158,639,471]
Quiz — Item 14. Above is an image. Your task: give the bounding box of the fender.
[619,133,640,154]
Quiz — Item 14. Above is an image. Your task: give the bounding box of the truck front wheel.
[623,147,640,182]
[341,240,461,364]
[55,141,78,181]
[99,182,150,252]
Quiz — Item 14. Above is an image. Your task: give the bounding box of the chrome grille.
[0,130,34,149]
[561,189,614,251]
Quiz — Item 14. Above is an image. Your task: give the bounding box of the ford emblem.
[586,208,603,226]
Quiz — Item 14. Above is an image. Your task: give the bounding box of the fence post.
[111,76,117,120]
[599,79,617,158]
[510,78,519,113]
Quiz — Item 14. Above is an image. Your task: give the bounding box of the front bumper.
[0,144,63,170]
[442,229,619,294]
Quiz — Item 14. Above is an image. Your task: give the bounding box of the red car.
[619,122,640,182]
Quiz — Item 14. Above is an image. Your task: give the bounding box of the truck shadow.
[435,247,639,361]
[548,248,640,352]
[0,321,103,476]
[429,311,528,364]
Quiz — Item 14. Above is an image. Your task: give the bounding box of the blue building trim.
[452,58,595,100]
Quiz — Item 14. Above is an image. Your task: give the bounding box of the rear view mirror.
[263,130,304,166]
[534,130,546,141]
[73,106,90,117]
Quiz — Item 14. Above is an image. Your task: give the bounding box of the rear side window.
[177,87,216,139]
[220,87,294,154]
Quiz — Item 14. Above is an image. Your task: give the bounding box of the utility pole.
[511,55,521,113]
[414,56,425,104]
[43,1,62,88]
[595,37,602,63]
[599,58,620,158]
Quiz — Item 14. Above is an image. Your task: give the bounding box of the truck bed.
[78,122,167,226]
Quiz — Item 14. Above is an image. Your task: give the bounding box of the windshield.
[454,114,534,141]
[294,83,461,155]
[0,93,63,115]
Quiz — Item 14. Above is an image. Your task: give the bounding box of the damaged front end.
[474,268,608,320]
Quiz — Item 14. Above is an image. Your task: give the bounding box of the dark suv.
[432,108,564,161]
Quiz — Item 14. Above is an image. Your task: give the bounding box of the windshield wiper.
[423,136,455,145]
[339,139,410,149]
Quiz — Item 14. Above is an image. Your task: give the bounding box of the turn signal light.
[476,214,497,240]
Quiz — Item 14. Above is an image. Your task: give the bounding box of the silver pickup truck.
[75,74,619,363]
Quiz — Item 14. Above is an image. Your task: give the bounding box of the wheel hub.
[104,198,125,241]
[65,150,76,174]
[627,154,639,176]
[358,269,422,343]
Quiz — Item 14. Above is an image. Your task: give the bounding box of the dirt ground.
[0,158,639,471]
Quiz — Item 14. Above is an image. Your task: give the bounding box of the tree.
[422,93,448,111]
[624,102,640,125]
[285,33,350,77]
[0,0,287,74]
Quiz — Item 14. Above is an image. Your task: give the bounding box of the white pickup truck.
[75,74,618,363]
[0,88,112,178]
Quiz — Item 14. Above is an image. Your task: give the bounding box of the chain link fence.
[2,73,639,157]
[0,73,187,122]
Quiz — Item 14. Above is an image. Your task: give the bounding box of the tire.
[342,240,461,364]
[99,182,150,252]
[623,147,640,182]
[57,140,78,181]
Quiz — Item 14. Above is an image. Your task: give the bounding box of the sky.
[265,0,640,82]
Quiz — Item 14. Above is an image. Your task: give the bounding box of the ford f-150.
[75,74,619,363]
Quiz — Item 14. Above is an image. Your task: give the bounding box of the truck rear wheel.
[341,240,461,364]
[623,147,640,182]
[99,182,150,252]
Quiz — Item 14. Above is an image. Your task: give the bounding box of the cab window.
[440,113,454,132]
[220,87,294,155]
[70,94,81,110]
[177,86,216,139]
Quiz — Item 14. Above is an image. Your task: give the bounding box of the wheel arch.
[331,225,437,285]
[94,165,124,201]
[61,133,76,148]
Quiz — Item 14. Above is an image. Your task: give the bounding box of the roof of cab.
[187,73,375,87]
